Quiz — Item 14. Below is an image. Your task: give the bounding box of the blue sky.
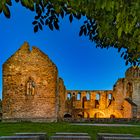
[0,2,130,99]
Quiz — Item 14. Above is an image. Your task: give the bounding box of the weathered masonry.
[2,42,65,122]
[2,42,140,121]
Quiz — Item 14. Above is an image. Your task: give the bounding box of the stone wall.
[123,99,132,118]
[64,67,140,119]
[125,67,140,118]
[65,89,123,118]
[2,42,59,121]
[58,78,66,120]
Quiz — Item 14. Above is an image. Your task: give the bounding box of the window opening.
[86,92,90,100]
[77,92,81,100]
[67,93,71,100]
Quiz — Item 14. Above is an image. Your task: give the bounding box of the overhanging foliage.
[1,0,140,65]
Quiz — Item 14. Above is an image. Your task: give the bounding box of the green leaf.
[125,60,128,65]
[40,18,44,25]
[35,15,40,20]
[21,0,28,7]
[69,14,73,23]
[32,21,38,25]
[49,22,53,31]
[3,4,10,18]
[38,22,42,30]
[54,21,59,30]
[34,25,38,33]
[45,19,49,25]
[76,13,81,20]
[60,10,64,18]
[83,27,87,36]
[124,54,127,60]
[79,28,83,36]
[121,52,124,57]
[125,19,129,34]
[6,0,12,6]
[133,29,140,37]
[0,3,2,14]
[116,12,121,22]
[36,5,41,15]
[43,0,47,7]
[118,27,122,38]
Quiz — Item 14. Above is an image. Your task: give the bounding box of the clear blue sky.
[0,2,130,99]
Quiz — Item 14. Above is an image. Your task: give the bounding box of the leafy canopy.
[1,0,140,65]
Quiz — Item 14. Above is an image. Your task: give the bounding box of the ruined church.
[2,42,140,121]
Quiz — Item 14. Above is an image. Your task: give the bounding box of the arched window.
[95,93,100,108]
[64,113,72,118]
[86,92,90,100]
[94,112,105,118]
[67,93,71,100]
[26,77,35,95]
[96,93,100,100]
[126,82,133,99]
[110,114,115,118]
[108,94,112,100]
[77,92,81,100]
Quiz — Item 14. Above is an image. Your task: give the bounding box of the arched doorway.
[64,113,72,118]
[77,113,83,118]
[110,114,115,118]
[77,111,90,118]
[94,112,105,118]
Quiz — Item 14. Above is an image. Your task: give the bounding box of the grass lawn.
[0,122,140,139]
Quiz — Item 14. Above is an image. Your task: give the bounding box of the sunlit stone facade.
[2,42,140,121]
[65,67,140,119]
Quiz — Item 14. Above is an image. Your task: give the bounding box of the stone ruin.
[2,42,140,121]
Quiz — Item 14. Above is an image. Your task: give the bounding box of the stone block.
[0,136,40,140]
[102,136,140,140]
[55,132,88,136]
[97,133,134,140]
[49,135,91,140]
[15,132,48,140]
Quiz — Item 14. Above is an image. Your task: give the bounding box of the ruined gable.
[2,42,59,121]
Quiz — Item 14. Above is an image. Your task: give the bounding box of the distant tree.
[1,0,140,65]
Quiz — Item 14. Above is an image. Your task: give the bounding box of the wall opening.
[77,92,81,100]
[77,113,83,118]
[108,94,112,100]
[64,113,72,118]
[94,112,105,118]
[86,92,90,100]
[95,93,100,108]
[96,93,100,100]
[110,114,115,118]
[67,93,72,100]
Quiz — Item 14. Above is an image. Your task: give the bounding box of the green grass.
[0,122,140,139]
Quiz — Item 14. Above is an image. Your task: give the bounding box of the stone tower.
[125,67,140,118]
[2,42,61,121]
